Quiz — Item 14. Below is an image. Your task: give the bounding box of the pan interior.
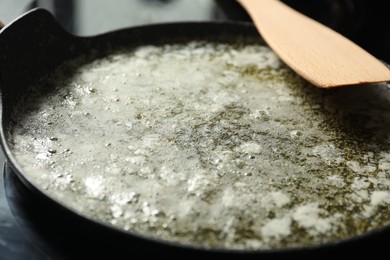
[7,36,390,250]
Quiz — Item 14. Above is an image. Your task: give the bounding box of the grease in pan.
[7,38,390,250]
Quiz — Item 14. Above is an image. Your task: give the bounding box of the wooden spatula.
[238,0,390,88]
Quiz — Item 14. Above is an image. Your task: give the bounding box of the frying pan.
[0,8,389,259]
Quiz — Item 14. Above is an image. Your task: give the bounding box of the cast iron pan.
[0,8,389,259]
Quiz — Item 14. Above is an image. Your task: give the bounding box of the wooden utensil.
[238,0,390,88]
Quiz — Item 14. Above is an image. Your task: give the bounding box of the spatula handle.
[237,0,390,87]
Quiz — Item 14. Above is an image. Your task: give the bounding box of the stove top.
[1,0,389,259]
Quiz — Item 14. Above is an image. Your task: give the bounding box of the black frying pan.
[0,8,389,259]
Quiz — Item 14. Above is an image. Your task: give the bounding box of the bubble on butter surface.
[9,40,390,250]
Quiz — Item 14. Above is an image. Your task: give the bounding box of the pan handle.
[0,8,83,119]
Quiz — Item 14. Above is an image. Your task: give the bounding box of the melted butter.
[9,40,390,250]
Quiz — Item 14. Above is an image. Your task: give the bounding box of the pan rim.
[1,8,390,256]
